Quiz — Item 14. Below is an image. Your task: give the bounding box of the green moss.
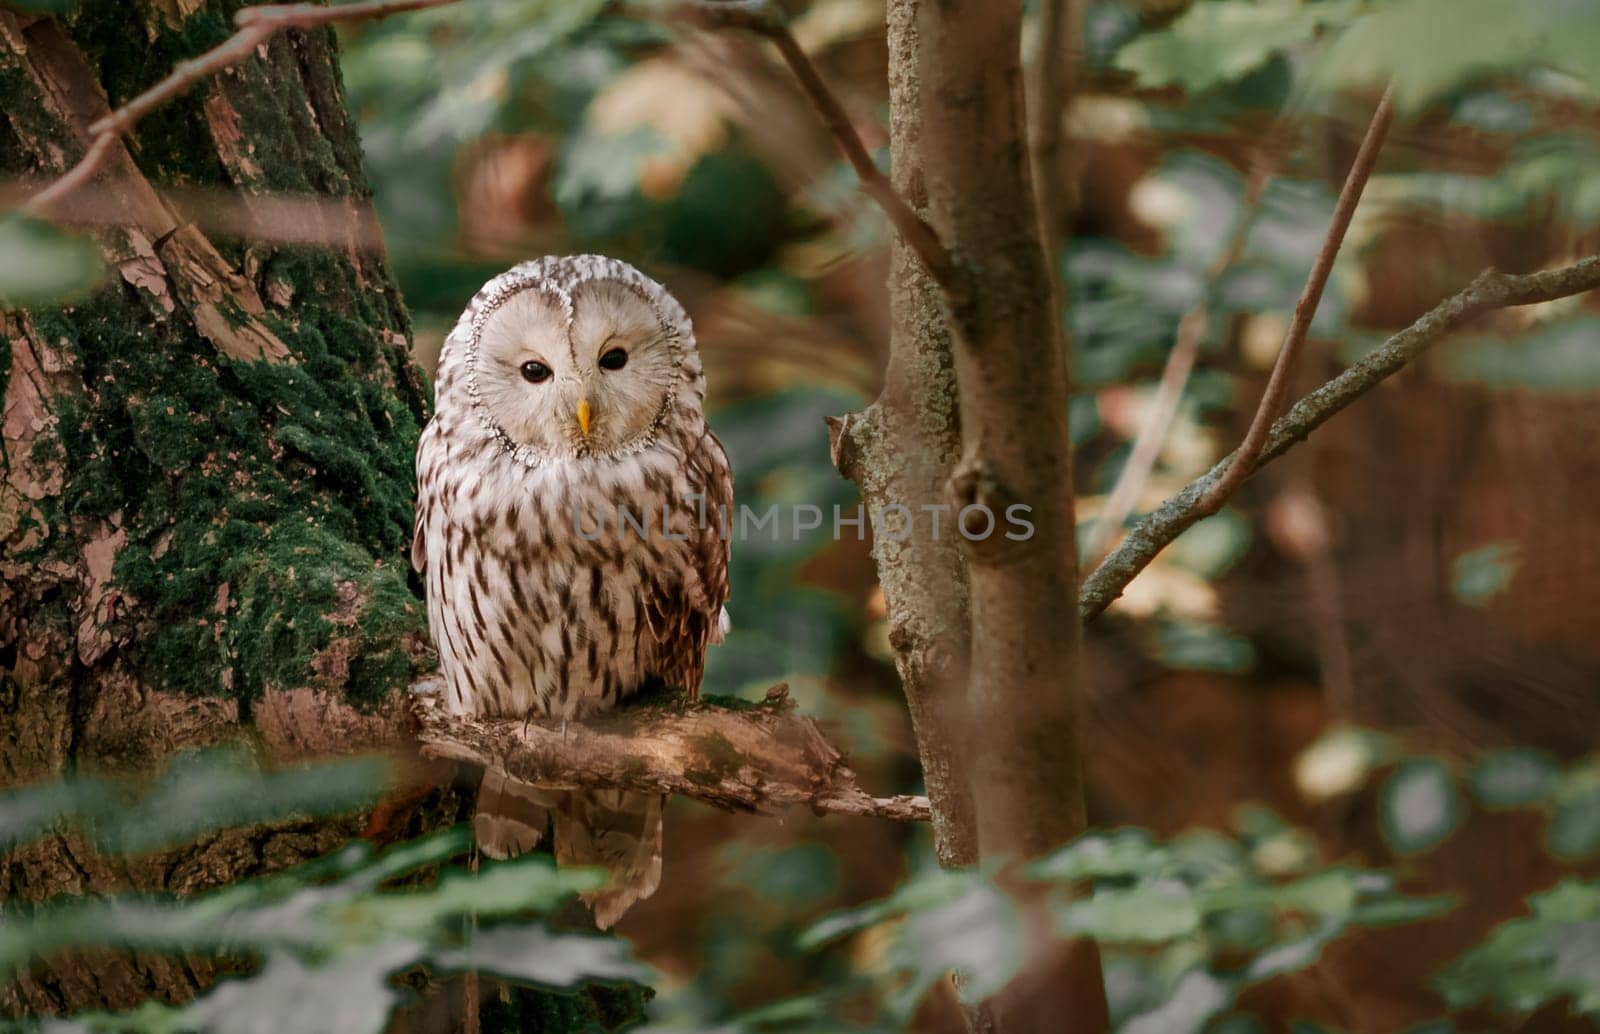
[7,0,436,712]
[23,261,427,708]
[480,980,647,1033]
[687,731,745,787]
[69,2,234,188]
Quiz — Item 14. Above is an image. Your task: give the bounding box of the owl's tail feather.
[474,768,555,859]
[473,773,663,930]
[553,789,664,930]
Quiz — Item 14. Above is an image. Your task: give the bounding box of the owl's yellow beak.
[576,398,592,437]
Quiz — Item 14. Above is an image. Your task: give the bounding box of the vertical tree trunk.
[828,0,979,873]
[0,6,635,1028]
[835,1,1109,1029]
[0,1,427,1012]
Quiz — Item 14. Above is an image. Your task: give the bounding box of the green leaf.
[0,215,104,306]
[1443,317,1600,394]
[431,925,648,988]
[1380,760,1464,855]
[91,748,392,854]
[1450,542,1523,606]
[798,867,972,951]
[721,841,839,907]
[0,779,100,851]
[1548,764,1600,860]
[1030,829,1170,882]
[1310,0,1600,114]
[1245,923,1341,981]
[1167,510,1252,579]
[1154,620,1256,674]
[1470,749,1561,808]
[1117,0,1362,94]
[178,945,421,1034]
[337,854,602,941]
[1437,879,1600,1017]
[893,881,1024,1012]
[1121,969,1235,1034]
[1060,886,1204,943]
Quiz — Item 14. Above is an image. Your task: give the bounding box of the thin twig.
[1085,164,1269,566]
[25,0,460,217]
[1080,254,1600,620]
[1192,88,1396,516]
[1029,0,1084,270]
[682,0,965,304]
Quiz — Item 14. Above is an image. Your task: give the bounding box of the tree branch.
[409,678,931,823]
[1085,163,1268,566]
[1029,0,1085,283]
[1191,89,1395,517]
[1079,254,1600,621]
[25,0,461,217]
[681,0,965,304]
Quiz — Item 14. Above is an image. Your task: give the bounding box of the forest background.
[3,0,1600,1032]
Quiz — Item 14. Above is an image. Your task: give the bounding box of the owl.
[412,255,732,928]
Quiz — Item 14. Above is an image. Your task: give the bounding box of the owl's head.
[438,256,703,463]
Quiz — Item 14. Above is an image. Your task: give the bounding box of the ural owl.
[413,255,732,928]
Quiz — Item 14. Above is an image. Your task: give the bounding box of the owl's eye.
[520,360,552,384]
[598,347,628,371]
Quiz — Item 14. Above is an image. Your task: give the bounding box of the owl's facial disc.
[474,280,677,459]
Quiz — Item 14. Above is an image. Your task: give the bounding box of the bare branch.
[1192,89,1396,516]
[1029,0,1085,275]
[1085,163,1269,566]
[25,0,461,217]
[411,678,931,823]
[682,0,966,304]
[2,179,389,250]
[1080,254,1600,621]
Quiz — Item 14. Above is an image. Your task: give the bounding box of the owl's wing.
[410,505,428,575]
[643,427,733,698]
[411,419,436,574]
[694,428,734,647]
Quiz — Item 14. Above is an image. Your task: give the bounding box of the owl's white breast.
[417,418,705,720]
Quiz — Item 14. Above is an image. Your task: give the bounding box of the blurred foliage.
[342,0,787,324]
[1436,879,1600,1020]
[685,730,1600,1031]
[755,809,1450,1031]
[1442,316,1600,392]
[0,745,389,855]
[0,753,644,1034]
[1310,0,1600,113]
[7,0,1600,1029]
[1118,0,1600,115]
[0,215,103,307]
[1115,0,1362,95]
[1450,540,1523,606]
[15,735,1600,1030]
[705,387,863,699]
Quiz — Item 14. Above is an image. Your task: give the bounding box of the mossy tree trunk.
[0,5,629,1028]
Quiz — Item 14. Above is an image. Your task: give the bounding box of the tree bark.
[0,5,630,1028]
[844,2,1108,1030]
[826,0,980,873]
